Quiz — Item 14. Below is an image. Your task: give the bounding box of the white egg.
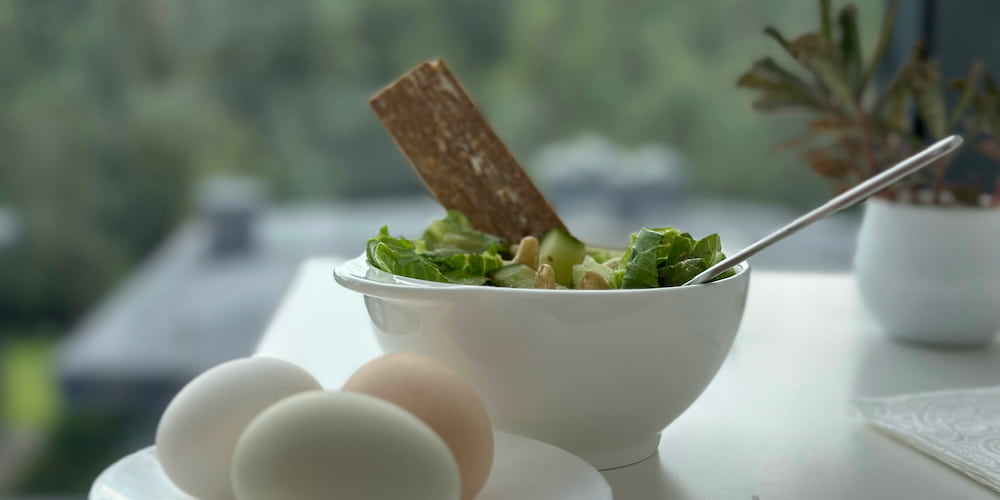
[156,357,321,500]
[231,391,461,500]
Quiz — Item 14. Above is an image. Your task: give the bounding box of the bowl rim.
[333,254,750,300]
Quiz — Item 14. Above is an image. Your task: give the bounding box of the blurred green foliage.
[1,338,60,429]
[0,0,880,330]
[13,409,131,492]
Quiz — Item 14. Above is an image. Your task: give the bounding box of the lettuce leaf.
[658,258,704,286]
[656,232,732,286]
[621,228,664,288]
[366,215,505,285]
[427,252,504,285]
[366,226,450,283]
[422,210,507,257]
[367,214,734,289]
[620,227,733,287]
[584,246,623,264]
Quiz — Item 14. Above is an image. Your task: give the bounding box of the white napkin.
[855,386,1000,492]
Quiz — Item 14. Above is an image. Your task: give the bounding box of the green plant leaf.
[947,62,985,131]
[838,5,863,93]
[774,131,820,150]
[764,26,797,58]
[752,91,829,112]
[909,62,948,139]
[789,33,855,106]
[820,0,833,43]
[806,116,857,134]
[738,58,829,112]
[737,58,814,92]
[873,44,920,122]
[967,72,1000,134]
[803,149,852,178]
[859,0,899,94]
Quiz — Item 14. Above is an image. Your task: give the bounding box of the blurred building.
[532,134,688,218]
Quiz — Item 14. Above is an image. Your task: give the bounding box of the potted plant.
[738,0,1000,346]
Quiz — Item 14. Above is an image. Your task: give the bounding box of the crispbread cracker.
[369,59,567,243]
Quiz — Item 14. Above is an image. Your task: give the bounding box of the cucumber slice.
[538,229,587,287]
[491,263,537,288]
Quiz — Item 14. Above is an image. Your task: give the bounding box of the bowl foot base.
[574,434,661,470]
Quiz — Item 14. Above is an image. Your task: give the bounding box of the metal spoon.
[683,134,964,286]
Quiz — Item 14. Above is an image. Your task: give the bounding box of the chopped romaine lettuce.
[621,228,664,289]
[663,232,695,265]
[366,213,506,285]
[620,227,732,287]
[692,233,722,258]
[429,252,504,281]
[422,210,506,256]
[367,226,451,283]
[584,246,622,265]
[365,212,735,289]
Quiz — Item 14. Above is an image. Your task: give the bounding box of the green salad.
[366,211,735,289]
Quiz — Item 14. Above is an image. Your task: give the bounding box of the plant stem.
[820,0,833,44]
[946,62,984,130]
[852,101,882,179]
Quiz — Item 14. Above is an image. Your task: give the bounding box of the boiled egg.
[343,353,494,500]
[231,390,460,500]
[155,357,321,500]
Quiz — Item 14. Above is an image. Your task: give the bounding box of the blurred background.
[0,0,899,497]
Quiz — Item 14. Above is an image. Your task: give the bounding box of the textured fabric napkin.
[855,386,1000,492]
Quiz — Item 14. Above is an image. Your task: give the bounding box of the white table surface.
[257,258,1000,500]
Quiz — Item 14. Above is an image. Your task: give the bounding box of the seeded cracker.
[369,59,568,243]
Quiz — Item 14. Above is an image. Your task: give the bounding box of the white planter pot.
[854,198,1000,346]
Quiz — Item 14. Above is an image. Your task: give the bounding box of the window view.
[3,0,953,496]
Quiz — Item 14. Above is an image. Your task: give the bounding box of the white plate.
[90,430,612,500]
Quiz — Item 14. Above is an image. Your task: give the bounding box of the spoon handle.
[683,134,964,286]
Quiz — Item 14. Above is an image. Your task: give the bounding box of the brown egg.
[343,353,493,500]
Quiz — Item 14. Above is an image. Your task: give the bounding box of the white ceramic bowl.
[335,255,750,469]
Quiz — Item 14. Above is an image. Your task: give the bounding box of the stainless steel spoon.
[683,134,964,286]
